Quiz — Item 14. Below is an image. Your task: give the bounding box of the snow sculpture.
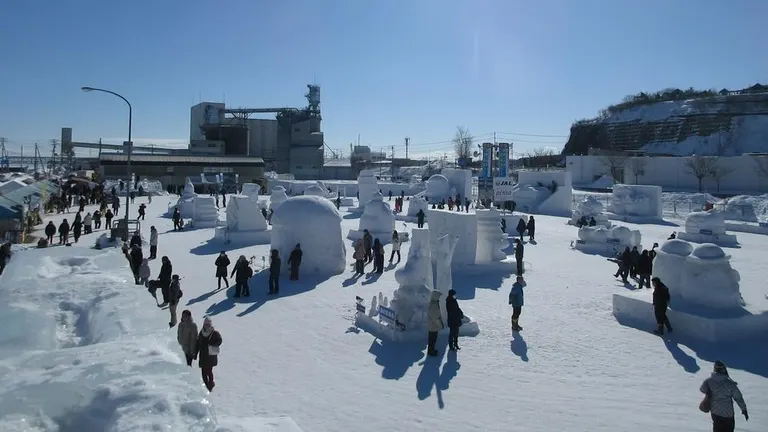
[608,184,663,219]
[427,208,478,266]
[175,178,197,218]
[425,175,450,203]
[678,243,742,311]
[304,182,327,197]
[406,195,428,217]
[677,210,738,246]
[240,183,261,199]
[574,225,641,256]
[432,234,460,320]
[441,168,473,202]
[475,208,508,263]
[191,196,219,228]
[571,195,610,227]
[349,192,395,244]
[269,186,288,211]
[514,171,573,215]
[270,196,346,275]
[357,169,379,208]
[388,229,434,330]
[652,239,693,292]
[213,195,269,243]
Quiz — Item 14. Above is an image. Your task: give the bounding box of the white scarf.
[201,326,213,337]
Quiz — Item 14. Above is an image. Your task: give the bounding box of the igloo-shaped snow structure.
[425,174,450,203]
[406,195,428,217]
[475,208,509,263]
[347,192,396,243]
[270,196,346,275]
[213,194,270,244]
[571,195,610,227]
[357,170,379,208]
[613,238,765,343]
[677,210,738,246]
[304,182,327,197]
[608,184,663,220]
[174,179,196,218]
[240,183,261,199]
[269,186,289,211]
[191,196,219,228]
[574,225,641,256]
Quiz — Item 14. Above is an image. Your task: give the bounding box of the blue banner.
[481,143,493,178]
[498,143,510,177]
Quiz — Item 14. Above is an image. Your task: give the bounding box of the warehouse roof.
[99,154,265,166]
[0,196,22,220]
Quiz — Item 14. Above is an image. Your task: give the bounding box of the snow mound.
[659,239,693,256]
[356,193,395,243]
[212,416,305,432]
[690,243,727,260]
[425,174,450,203]
[589,174,615,189]
[719,194,768,222]
[226,195,267,232]
[271,196,346,275]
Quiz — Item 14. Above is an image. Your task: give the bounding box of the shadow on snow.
[451,262,516,300]
[416,341,460,409]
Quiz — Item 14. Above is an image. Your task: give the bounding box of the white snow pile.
[719,194,768,222]
[589,174,615,189]
[103,179,166,196]
[304,182,328,197]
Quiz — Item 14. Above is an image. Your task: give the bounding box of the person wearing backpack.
[196,316,222,392]
[699,361,748,432]
[168,274,183,328]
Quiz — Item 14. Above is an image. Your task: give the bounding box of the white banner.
[493,177,515,201]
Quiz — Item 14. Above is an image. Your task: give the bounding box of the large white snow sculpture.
[270,196,346,275]
[441,168,473,202]
[425,174,450,203]
[571,195,610,227]
[191,196,219,228]
[304,182,327,197]
[427,208,477,266]
[357,170,379,208]
[213,194,270,244]
[514,171,573,215]
[240,183,261,199]
[269,186,289,211]
[475,208,509,263]
[677,210,738,246]
[608,184,663,220]
[406,195,428,217]
[574,225,641,256]
[175,178,196,218]
[678,243,743,311]
[432,233,460,320]
[348,192,395,243]
[387,228,434,330]
[652,239,694,292]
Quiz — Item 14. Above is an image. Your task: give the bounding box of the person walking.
[388,231,401,264]
[44,221,56,244]
[58,219,70,245]
[138,258,151,286]
[104,209,113,228]
[158,256,173,307]
[268,249,281,294]
[215,251,230,290]
[651,277,673,335]
[137,203,146,220]
[83,212,93,235]
[352,239,366,276]
[372,239,385,274]
[195,316,223,392]
[288,244,302,281]
[231,255,252,298]
[149,226,158,259]
[445,289,464,351]
[515,218,527,241]
[526,216,536,241]
[699,361,748,432]
[426,290,444,357]
[514,239,524,276]
[637,250,652,289]
[416,209,425,228]
[362,230,373,263]
[129,244,143,284]
[168,274,182,328]
[509,276,525,331]
[177,310,198,366]
[172,208,182,231]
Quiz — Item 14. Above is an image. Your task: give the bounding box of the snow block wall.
[271,196,346,275]
[426,209,477,266]
[609,184,663,219]
[357,170,379,207]
[441,168,473,201]
[226,195,267,232]
[475,208,508,263]
[516,171,573,216]
[192,196,219,228]
[407,196,428,217]
[678,210,738,246]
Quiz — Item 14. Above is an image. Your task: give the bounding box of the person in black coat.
[651,277,673,335]
[514,239,524,276]
[614,247,631,283]
[58,219,70,244]
[172,208,182,231]
[636,250,653,289]
[526,216,536,241]
[231,255,252,297]
[72,218,82,243]
[269,249,281,295]
[195,316,223,392]
[214,251,230,290]
[445,289,464,351]
[515,218,527,241]
[130,231,142,248]
[104,209,113,228]
[129,245,143,284]
[158,256,173,306]
[288,244,303,281]
[44,221,56,244]
[629,246,641,278]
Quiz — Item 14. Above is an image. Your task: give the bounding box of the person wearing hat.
[651,277,673,335]
[168,275,183,328]
[509,276,526,331]
[445,289,464,352]
[700,361,748,431]
[196,316,223,392]
[426,290,444,357]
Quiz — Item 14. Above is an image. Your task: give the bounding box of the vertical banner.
[481,142,493,178]
[498,143,510,177]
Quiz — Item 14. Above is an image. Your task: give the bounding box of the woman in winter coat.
[509,276,525,331]
[268,249,281,295]
[177,310,198,366]
[196,316,223,392]
[83,212,93,234]
[168,274,182,328]
[215,251,230,290]
[149,226,158,260]
[445,289,464,351]
[426,290,444,357]
[373,239,385,274]
[515,218,527,241]
[389,231,401,264]
[138,258,151,286]
[700,361,748,432]
[352,239,366,276]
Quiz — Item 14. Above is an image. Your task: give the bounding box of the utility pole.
[0,137,7,173]
[20,145,23,171]
[33,143,38,174]
[50,139,58,175]
[390,145,395,159]
[405,137,410,160]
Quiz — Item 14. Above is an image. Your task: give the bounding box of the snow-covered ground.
[1,193,767,431]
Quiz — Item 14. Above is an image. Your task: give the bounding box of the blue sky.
[1,0,766,160]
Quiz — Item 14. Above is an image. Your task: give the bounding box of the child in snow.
[138,258,151,286]
[509,276,526,331]
[196,316,223,392]
[177,310,198,366]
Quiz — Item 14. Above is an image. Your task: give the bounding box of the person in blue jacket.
[509,276,526,331]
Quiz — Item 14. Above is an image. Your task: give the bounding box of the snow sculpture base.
[191,196,219,228]
[613,291,768,343]
[427,209,477,266]
[608,184,663,221]
[677,231,738,247]
[573,225,642,257]
[475,208,508,263]
[677,210,738,247]
[213,227,271,245]
[355,312,479,343]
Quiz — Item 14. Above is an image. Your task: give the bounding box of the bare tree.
[625,157,647,184]
[452,126,473,162]
[710,163,735,193]
[599,154,627,182]
[524,147,556,171]
[684,155,718,192]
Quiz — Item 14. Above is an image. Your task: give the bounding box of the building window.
[208,143,218,148]
[166,167,174,173]
[203,167,234,173]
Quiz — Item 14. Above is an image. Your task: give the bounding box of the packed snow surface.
[3,193,768,431]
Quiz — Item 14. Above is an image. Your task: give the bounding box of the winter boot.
[428,349,439,357]
[653,325,664,335]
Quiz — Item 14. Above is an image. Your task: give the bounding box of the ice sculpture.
[475,208,508,263]
[571,195,610,227]
[357,170,379,208]
[269,186,289,211]
[191,196,219,228]
[349,192,395,244]
[407,195,428,217]
[678,243,742,311]
[175,178,197,218]
[677,210,738,246]
[270,196,346,275]
[574,225,641,256]
[425,174,450,203]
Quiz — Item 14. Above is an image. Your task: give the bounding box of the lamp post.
[81,86,132,239]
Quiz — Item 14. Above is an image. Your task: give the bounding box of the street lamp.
[81,86,133,239]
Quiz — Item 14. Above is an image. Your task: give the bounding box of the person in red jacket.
[196,316,223,392]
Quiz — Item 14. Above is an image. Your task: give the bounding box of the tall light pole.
[81,86,132,238]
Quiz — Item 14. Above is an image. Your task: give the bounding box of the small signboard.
[606,238,621,244]
[378,306,396,324]
[355,296,366,314]
[493,177,515,202]
[699,229,713,235]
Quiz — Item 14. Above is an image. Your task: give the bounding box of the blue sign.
[481,143,493,179]
[606,238,621,244]
[378,306,396,323]
[498,143,510,177]
[699,229,713,235]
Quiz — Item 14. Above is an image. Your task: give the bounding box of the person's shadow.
[510,332,528,362]
[416,344,461,409]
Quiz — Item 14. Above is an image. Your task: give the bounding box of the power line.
[496,131,569,138]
